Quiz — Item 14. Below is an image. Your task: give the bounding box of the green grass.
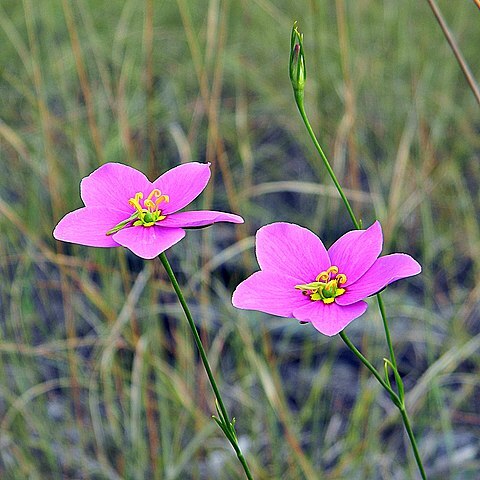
[1,0,479,478]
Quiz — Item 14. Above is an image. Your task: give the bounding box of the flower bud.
[289,22,306,94]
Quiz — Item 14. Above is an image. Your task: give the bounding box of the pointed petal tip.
[368,219,383,238]
[336,253,422,305]
[160,210,244,228]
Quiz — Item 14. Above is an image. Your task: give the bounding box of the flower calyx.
[295,266,347,304]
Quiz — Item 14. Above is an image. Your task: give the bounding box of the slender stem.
[158,252,253,480]
[296,92,399,370]
[293,77,427,478]
[399,406,428,480]
[341,332,427,478]
[377,293,397,371]
[294,94,360,230]
[339,331,399,404]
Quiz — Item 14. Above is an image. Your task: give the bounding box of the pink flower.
[53,162,243,259]
[232,221,421,336]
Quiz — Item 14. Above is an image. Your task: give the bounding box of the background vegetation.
[0,0,479,478]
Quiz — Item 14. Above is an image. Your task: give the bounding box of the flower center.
[128,190,169,227]
[295,266,347,304]
[106,189,169,235]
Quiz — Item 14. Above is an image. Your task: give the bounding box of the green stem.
[341,332,425,479]
[294,84,427,478]
[296,91,399,370]
[377,293,398,371]
[399,406,428,480]
[294,93,360,230]
[158,252,254,480]
[339,331,399,405]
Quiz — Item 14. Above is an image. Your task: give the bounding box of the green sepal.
[384,358,405,406]
[383,358,392,390]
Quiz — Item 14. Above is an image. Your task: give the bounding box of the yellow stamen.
[146,189,161,202]
[128,192,144,215]
[315,271,329,282]
[296,265,347,304]
[107,189,169,236]
[144,200,155,211]
[156,194,169,205]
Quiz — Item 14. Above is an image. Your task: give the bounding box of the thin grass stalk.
[61,0,104,161]
[236,321,319,480]
[176,0,215,420]
[23,2,88,476]
[334,0,360,199]
[149,294,174,475]
[158,252,254,480]
[144,0,155,177]
[258,332,320,480]
[426,0,480,105]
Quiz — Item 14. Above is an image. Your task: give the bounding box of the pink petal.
[80,163,152,213]
[255,223,330,283]
[151,162,211,214]
[328,221,383,285]
[160,210,244,228]
[53,207,127,247]
[336,253,421,305]
[232,270,310,317]
[293,300,368,336]
[112,225,185,259]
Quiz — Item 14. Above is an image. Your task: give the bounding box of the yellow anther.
[146,189,161,201]
[144,199,156,211]
[336,273,347,284]
[128,192,144,215]
[156,194,169,205]
[327,266,338,275]
[315,271,329,282]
